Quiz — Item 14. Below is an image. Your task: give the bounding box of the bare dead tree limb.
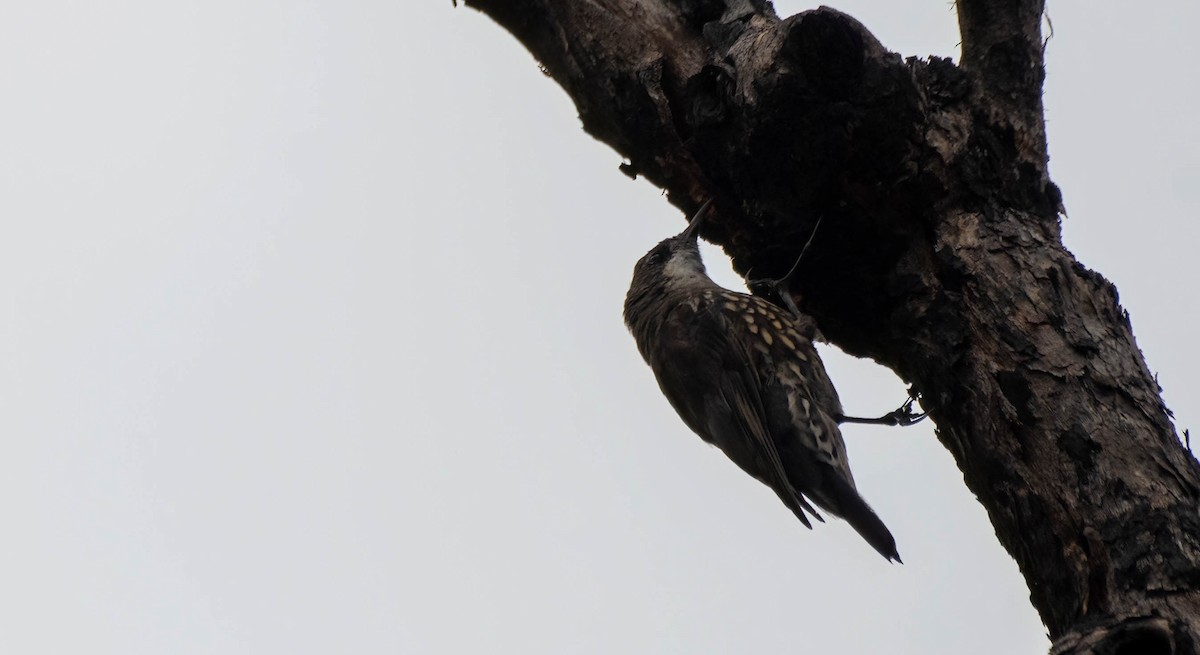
[464,1,1200,651]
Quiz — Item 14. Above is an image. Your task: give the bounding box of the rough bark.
[464,0,1200,651]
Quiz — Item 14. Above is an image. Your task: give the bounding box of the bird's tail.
[811,473,901,563]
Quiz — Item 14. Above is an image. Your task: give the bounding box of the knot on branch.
[779,8,885,100]
[685,64,736,129]
[1051,616,1179,655]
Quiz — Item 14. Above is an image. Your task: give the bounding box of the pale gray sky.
[2,2,1196,653]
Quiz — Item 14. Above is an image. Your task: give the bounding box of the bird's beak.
[677,199,713,244]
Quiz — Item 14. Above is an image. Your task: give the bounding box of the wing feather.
[649,298,823,528]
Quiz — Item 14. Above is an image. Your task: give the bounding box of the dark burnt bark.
[463,0,1200,651]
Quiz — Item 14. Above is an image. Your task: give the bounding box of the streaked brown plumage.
[623,201,900,561]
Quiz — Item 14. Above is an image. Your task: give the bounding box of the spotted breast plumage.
[623,201,900,561]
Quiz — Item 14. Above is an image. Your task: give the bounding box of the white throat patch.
[663,250,708,288]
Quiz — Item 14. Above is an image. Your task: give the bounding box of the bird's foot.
[839,391,927,427]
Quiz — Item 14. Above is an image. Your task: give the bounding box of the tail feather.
[810,472,901,562]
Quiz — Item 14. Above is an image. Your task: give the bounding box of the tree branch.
[956,0,1051,197]
[466,0,1200,649]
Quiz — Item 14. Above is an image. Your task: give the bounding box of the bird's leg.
[838,389,928,427]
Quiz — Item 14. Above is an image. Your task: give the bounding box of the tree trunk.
[463,0,1200,651]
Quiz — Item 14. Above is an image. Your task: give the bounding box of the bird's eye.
[646,244,669,265]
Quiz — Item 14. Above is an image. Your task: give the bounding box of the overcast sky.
[2,2,1197,653]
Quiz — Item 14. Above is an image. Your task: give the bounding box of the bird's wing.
[714,343,825,527]
[650,296,823,527]
[721,293,856,485]
[722,297,900,561]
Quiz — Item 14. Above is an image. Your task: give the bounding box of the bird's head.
[628,199,713,294]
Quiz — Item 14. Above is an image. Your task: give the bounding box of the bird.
[623,200,900,562]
